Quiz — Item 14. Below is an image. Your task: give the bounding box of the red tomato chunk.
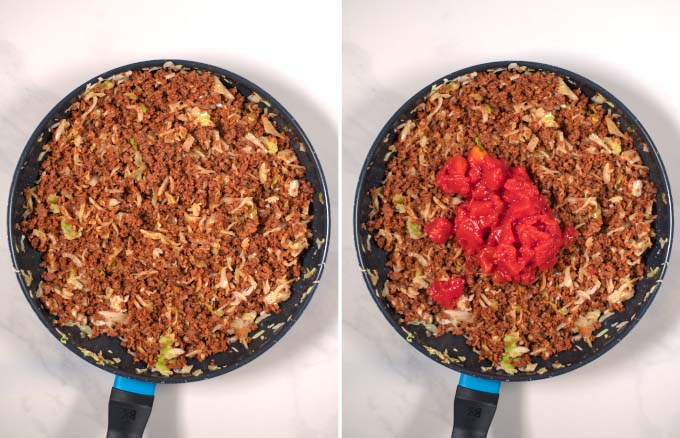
[424,217,454,244]
[427,277,465,309]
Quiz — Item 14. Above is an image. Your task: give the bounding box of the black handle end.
[451,383,499,438]
[107,387,154,438]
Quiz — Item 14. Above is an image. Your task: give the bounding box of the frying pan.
[354,61,673,437]
[8,59,330,438]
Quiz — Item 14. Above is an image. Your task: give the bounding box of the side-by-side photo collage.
[1,0,679,437]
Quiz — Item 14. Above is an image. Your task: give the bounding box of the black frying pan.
[8,59,330,438]
[354,61,673,437]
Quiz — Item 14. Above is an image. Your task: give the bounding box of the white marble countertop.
[0,1,338,437]
[342,0,680,437]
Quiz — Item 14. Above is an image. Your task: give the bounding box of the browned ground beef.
[20,64,313,376]
[367,65,656,374]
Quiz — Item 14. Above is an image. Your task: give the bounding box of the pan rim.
[353,60,674,382]
[7,59,331,384]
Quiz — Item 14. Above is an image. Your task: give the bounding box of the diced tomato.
[494,244,525,278]
[467,194,503,230]
[425,217,454,244]
[480,156,507,192]
[477,246,497,274]
[488,217,515,246]
[450,155,469,174]
[431,145,576,285]
[505,198,543,218]
[435,155,470,196]
[467,147,487,185]
[533,239,561,270]
[428,277,465,309]
[454,206,485,254]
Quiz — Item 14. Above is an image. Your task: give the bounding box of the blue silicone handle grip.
[458,374,500,394]
[113,376,156,396]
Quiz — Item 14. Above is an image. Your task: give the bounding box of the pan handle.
[451,374,500,438]
[106,376,156,438]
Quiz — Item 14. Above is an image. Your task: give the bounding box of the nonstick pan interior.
[354,61,673,382]
[8,60,331,383]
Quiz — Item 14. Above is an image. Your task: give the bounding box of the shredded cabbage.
[406,219,424,239]
[605,117,625,138]
[556,78,578,101]
[60,218,81,240]
[212,77,235,100]
[47,195,60,214]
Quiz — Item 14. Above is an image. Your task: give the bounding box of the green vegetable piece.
[499,332,522,374]
[154,335,173,375]
[24,186,37,217]
[406,219,424,239]
[543,113,556,126]
[158,335,171,347]
[611,141,621,155]
[206,304,224,317]
[474,136,482,148]
[102,80,114,90]
[442,81,460,92]
[47,195,60,214]
[60,218,81,240]
[262,137,278,154]
[500,353,516,374]
[78,324,93,337]
[303,267,317,280]
[484,104,492,113]
[129,137,138,149]
[155,359,170,375]
[392,194,406,213]
[139,104,148,113]
[130,164,146,181]
[129,150,146,181]
[596,329,608,338]
[503,333,517,347]
[198,111,212,127]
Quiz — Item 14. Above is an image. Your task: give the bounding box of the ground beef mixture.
[367,64,656,374]
[20,63,313,376]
